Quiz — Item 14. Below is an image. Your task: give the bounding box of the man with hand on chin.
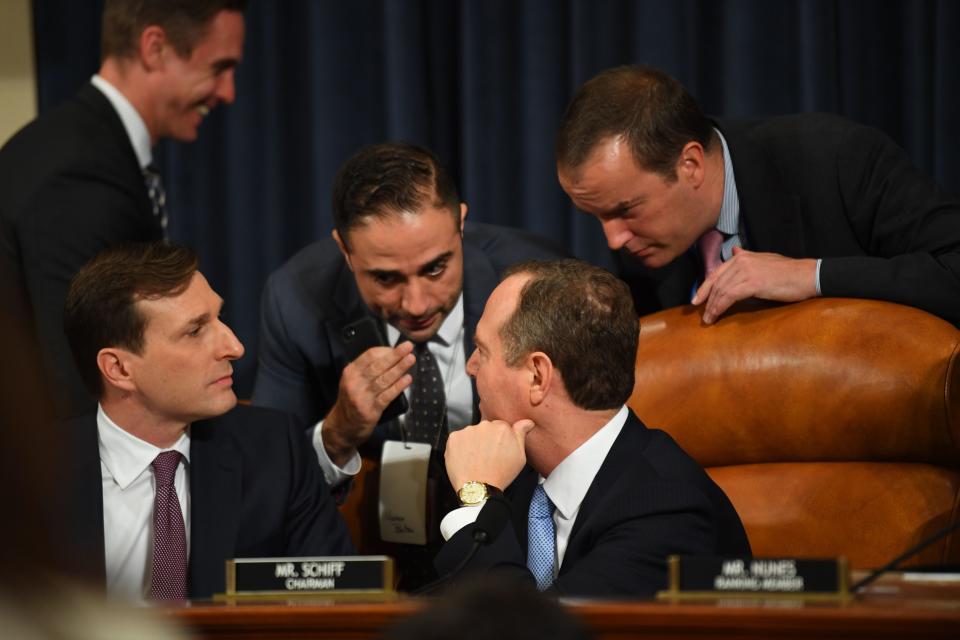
[60,242,352,601]
[0,0,247,419]
[436,260,749,596]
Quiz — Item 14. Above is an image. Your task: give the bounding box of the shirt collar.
[385,293,465,347]
[97,404,191,490]
[714,128,740,238]
[90,74,153,170]
[541,405,629,520]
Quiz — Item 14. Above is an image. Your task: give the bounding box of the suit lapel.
[324,258,373,368]
[564,412,650,568]
[714,119,806,258]
[187,417,241,598]
[75,83,163,239]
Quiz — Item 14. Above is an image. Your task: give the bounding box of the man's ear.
[676,140,706,188]
[138,25,169,71]
[332,229,353,271]
[459,202,468,235]
[527,351,554,407]
[96,347,138,393]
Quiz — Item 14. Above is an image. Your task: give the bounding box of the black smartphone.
[340,317,409,424]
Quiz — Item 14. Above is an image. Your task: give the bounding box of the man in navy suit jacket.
[60,242,352,601]
[436,259,750,596]
[251,142,566,588]
[0,0,247,418]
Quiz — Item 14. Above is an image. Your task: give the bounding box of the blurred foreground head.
[382,576,593,640]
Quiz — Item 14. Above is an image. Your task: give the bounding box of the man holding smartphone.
[252,142,565,588]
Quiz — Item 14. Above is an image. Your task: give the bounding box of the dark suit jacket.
[434,410,751,597]
[251,222,568,431]
[616,114,960,325]
[62,404,355,600]
[0,83,162,418]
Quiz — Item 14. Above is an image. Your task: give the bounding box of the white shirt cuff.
[440,504,483,541]
[815,258,823,296]
[311,420,361,487]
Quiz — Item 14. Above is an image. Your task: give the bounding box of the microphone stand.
[852,518,960,592]
[413,495,511,596]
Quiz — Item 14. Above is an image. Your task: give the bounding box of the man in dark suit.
[555,65,960,326]
[61,242,353,601]
[251,142,566,588]
[436,260,750,596]
[0,0,247,418]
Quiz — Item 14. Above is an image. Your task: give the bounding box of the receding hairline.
[338,190,463,246]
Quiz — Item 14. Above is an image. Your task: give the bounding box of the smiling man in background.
[0,0,247,419]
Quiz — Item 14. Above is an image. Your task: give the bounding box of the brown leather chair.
[627,298,960,569]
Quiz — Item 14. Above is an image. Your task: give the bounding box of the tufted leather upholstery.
[628,298,960,569]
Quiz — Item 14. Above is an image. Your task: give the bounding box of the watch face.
[459,481,487,505]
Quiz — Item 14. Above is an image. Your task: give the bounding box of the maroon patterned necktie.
[148,450,188,600]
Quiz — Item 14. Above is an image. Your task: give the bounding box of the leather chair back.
[627,298,960,569]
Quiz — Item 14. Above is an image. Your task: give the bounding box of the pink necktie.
[148,450,188,600]
[698,229,724,280]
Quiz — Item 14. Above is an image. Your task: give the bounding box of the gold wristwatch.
[457,481,503,507]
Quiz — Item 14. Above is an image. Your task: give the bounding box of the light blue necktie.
[527,483,556,591]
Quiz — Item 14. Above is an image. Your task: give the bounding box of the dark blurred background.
[31,0,960,396]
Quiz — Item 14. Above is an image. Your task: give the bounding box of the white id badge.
[378,440,431,545]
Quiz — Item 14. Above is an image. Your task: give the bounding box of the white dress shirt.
[98,405,191,601]
[312,294,473,485]
[440,405,629,574]
[89,74,152,170]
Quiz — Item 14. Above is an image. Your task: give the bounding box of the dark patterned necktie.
[406,342,447,446]
[148,450,188,600]
[143,165,169,238]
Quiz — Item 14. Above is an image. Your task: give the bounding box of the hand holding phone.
[340,317,411,425]
[323,318,415,464]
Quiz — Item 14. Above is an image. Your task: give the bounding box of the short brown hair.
[499,259,638,410]
[64,242,199,397]
[556,65,714,181]
[101,0,247,61]
[331,142,461,247]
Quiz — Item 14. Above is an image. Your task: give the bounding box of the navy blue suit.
[62,404,355,600]
[616,114,960,325]
[434,410,750,597]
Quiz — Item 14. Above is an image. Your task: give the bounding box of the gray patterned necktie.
[143,165,169,238]
[148,450,187,600]
[406,342,447,446]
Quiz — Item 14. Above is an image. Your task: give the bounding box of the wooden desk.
[167,576,960,639]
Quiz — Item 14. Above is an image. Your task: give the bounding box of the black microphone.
[413,494,512,595]
[852,517,960,592]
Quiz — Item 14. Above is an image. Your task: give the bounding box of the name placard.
[223,556,394,598]
[658,556,849,601]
